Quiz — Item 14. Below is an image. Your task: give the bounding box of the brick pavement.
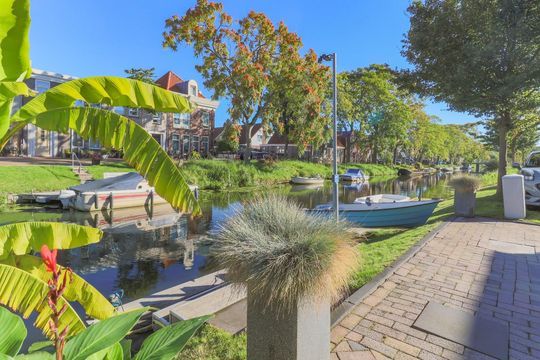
[331,218,540,360]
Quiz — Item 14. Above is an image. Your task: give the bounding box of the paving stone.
[383,336,420,357]
[337,351,376,360]
[331,219,540,359]
[334,341,351,352]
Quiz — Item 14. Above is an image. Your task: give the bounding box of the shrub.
[448,175,481,192]
[210,195,358,313]
[484,159,498,172]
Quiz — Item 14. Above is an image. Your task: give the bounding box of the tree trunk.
[371,145,378,163]
[244,124,253,163]
[497,116,509,195]
[345,133,352,164]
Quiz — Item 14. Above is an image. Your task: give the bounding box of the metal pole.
[332,53,339,222]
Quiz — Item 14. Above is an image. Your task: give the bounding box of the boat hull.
[290,177,325,185]
[313,200,441,227]
[70,189,168,211]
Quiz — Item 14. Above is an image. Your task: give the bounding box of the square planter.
[454,190,476,217]
[247,289,330,360]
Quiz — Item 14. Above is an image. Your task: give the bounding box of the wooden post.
[109,192,114,210]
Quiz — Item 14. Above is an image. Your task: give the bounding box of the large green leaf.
[0,264,86,338]
[86,342,123,360]
[133,316,210,360]
[11,76,193,122]
[25,107,200,214]
[15,353,54,360]
[0,0,31,82]
[63,307,148,360]
[0,306,26,356]
[6,255,115,320]
[0,222,102,260]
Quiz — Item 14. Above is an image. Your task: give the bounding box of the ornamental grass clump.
[211,195,358,314]
[448,175,481,192]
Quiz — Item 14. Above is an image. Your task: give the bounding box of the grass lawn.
[0,166,80,205]
[181,325,247,360]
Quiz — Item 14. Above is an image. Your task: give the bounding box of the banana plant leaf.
[3,255,115,320]
[11,76,193,123]
[0,0,32,139]
[0,0,31,82]
[0,222,103,260]
[0,264,86,338]
[24,107,200,214]
[0,306,27,357]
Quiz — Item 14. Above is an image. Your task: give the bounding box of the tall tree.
[163,0,314,161]
[264,46,330,157]
[403,0,540,193]
[124,67,156,84]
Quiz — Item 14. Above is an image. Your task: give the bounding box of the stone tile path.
[331,218,540,360]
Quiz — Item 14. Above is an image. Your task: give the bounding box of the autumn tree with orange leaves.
[163,0,329,161]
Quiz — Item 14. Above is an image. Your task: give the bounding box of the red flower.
[41,245,58,273]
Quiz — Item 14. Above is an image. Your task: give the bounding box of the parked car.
[515,151,540,206]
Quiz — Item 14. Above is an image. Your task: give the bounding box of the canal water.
[0,172,454,305]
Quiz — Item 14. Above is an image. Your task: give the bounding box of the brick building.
[7,69,219,158]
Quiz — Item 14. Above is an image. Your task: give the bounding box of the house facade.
[8,69,78,157]
[7,69,219,158]
[212,123,268,151]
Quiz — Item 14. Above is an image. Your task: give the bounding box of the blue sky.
[29,0,480,127]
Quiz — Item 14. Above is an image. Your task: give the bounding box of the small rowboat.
[354,194,410,204]
[312,199,441,227]
[290,176,325,185]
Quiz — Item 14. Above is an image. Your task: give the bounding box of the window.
[128,108,139,117]
[152,112,162,124]
[172,134,180,154]
[191,136,200,152]
[256,132,263,143]
[182,135,190,154]
[35,80,50,93]
[201,112,210,127]
[112,107,124,114]
[201,136,209,154]
[40,130,47,142]
[190,85,197,96]
[88,139,101,150]
[174,113,190,129]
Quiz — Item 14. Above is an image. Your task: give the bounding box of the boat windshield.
[525,153,540,167]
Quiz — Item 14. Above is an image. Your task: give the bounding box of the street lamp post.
[319,53,339,222]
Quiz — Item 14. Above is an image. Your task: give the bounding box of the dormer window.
[190,85,197,96]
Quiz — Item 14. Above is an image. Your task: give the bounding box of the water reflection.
[0,172,455,302]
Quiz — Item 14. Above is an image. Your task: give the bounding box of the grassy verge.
[0,166,80,206]
[180,160,400,190]
[180,325,246,360]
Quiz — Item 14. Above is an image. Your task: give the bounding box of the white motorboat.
[59,172,198,212]
[290,176,325,185]
[354,194,411,204]
[340,168,369,182]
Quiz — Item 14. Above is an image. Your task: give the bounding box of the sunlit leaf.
[0,222,102,260]
[0,306,26,356]
[63,308,148,360]
[0,264,86,338]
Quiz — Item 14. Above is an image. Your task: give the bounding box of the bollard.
[502,174,526,219]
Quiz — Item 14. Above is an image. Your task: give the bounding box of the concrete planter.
[247,288,330,360]
[454,190,476,217]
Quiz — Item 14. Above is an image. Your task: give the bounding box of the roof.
[155,71,183,91]
[212,127,224,141]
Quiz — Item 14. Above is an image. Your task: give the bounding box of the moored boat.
[59,172,198,212]
[340,168,369,182]
[397,168,412,176]
[312,199,441,227]
[354,194,411,204]
[290,176,325,185]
